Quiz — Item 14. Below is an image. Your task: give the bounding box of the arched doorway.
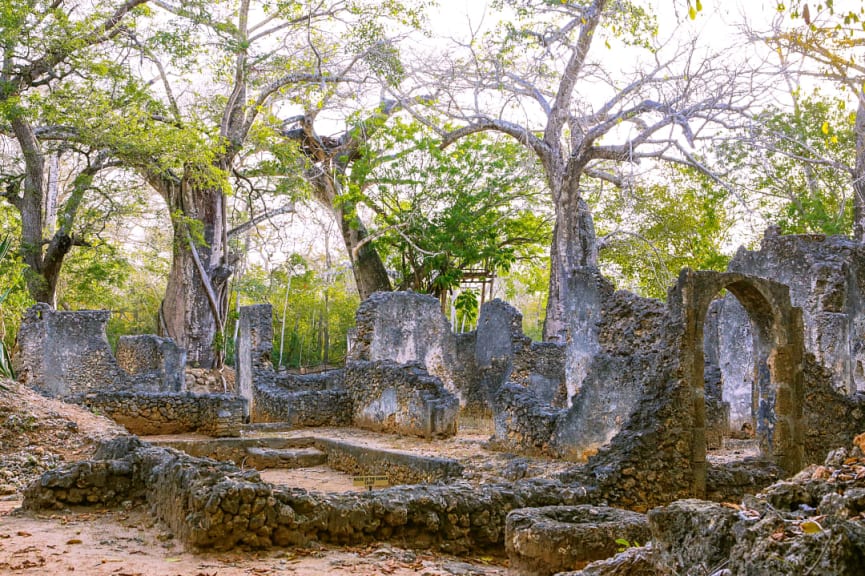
[677,270,805,498]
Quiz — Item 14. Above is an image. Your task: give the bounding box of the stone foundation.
[505,505,650,576]
[75,391,245,437]
[24,437,591,553]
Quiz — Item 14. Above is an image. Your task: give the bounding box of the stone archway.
[676,270,805,498]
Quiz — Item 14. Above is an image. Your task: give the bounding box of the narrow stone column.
[237,304,274,421]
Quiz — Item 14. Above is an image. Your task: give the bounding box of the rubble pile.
[0,379,124,495]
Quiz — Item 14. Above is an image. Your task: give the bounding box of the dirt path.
[0,500,506,576]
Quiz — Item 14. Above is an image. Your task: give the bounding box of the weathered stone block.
[116,334,186,392]
[505,505,650,576]
[648,499,738,575]
[14,305,127,396]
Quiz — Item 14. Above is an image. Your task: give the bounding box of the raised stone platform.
[147,432,467,486]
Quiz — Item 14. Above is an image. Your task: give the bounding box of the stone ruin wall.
[236,294,566,438]
[14,232,865,517]
[14,304,128,396]
[347,292,568,416]
[728,233,865,394]
[705,233,865,462]
[336,283,700,508]
[12,303,245,437]
[237,303,461,438]
[349,292,459,393]
[24,436,592,553]
[115,335,186,392]
[490,271,672,464]
[343,360,459,438]
[75,391,245,437]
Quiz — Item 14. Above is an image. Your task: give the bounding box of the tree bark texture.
[154,167,231,369]
[334,200,392,299]
[8,116,83,305]
[542,157,599,342]
[853,97,865,242]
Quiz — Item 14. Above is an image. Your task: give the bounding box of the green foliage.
[594,165,733,299]
[0,210,32,365]
[355,121,552,299]
[230,258,359,369]
[718,92,854,236]
[454,289,479,330]
[492,0,659,58]
[502,259,549,341]
[615,538,641,553]
[0,235,16,380]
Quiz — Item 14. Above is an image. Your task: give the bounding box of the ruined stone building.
[12,232,865,575]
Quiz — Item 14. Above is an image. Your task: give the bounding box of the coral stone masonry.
[13,232,865,574]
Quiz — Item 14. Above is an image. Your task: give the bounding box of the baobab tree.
[111,0,421,367]
[419,0,752,340]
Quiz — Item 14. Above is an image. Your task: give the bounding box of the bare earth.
[0,380,507,575]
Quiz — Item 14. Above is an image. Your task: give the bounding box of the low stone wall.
[492,383,560,456]
[150,435,462,485]
[344,361,459,438]
[253,384,352,427]
[25,437,592,553]
[149,436,317,464]
[705,460,784,502]
[273,370,344,391]
[74,391,245,437]
[505,505,650,575]
[316,438,464,485]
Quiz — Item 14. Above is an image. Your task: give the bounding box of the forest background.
[1,0,861,372]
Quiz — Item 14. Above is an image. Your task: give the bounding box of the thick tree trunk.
[9,116,78,305]
[157,167,231,368]
[853,97,865,242]
[335,202,391,299]
[543,167,599,342]
[308,171,391,300]
[541,163,602,403]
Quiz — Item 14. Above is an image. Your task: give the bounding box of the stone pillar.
[562,268,610,405]
[236,304,274,420]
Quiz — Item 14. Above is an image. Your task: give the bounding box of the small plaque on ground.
[352,475,389,489]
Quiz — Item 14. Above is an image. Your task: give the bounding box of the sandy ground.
[259,466,365,492]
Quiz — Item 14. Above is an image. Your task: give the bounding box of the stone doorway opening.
[703,295,761,460]
[677,270,805,498]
